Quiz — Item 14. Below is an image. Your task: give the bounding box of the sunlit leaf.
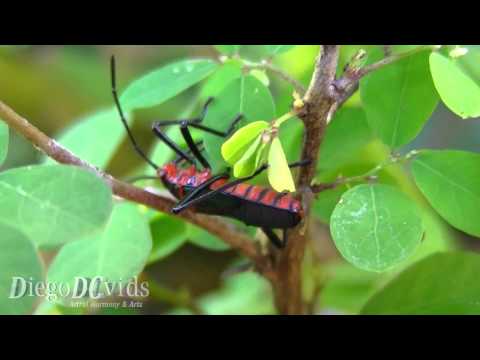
[233,135,263,178]
[0,224,42,315]
[362,252,480,314]
[0,165,112,248]
[330,184,424,272]
[268,137,296,192]
[221,120,269,166]
[411,150,480,237]
[121,59,218,111]
[429,52,480,119]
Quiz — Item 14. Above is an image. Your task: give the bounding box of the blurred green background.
[1,45,479,314]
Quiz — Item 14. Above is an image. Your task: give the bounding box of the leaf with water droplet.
[330,184,424,272]
[120,59,218,111]
[201,59,242,99]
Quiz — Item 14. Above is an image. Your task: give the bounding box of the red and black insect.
[111,57,309,248]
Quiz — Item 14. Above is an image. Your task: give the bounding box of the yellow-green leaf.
[268,137,296,192]
[233,135,263,177]
[221,121,269,165]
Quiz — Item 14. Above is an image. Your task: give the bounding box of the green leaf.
[249,69,270,87]
[121,59,218,111]
[411,150,480,237]
[0,121,8,166]
[46,108,129,169]
[268,137,296,192]
[330,184,424,272]
[0,165,112,247]
[318,107,373,170]
[233,134,264,178]
[214,45,241,56]
[47,202,152,293]
[148,214,187,264]
[204,75,275,171]
[321,263,383,314]
[221,120,269,166]
[312,185,349,223]
[361,48,438,148]
[361,252,480,314]
[198,272,275,315]
[201,60,243,99]
[0,223,43,315]
[429,52,480,119]
[264,45,296,56]
[188,225,230,251]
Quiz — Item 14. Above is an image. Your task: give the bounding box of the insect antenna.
[110,56,159,170]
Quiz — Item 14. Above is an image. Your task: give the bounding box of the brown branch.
[0,100,274,275]
[269,45,340,314]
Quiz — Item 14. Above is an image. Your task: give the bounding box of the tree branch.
[0,100,274,275]
[270,45,340,314]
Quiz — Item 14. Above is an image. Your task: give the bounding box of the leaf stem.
[242,60,306,95]
[272,111,295,128]
[311,149,423,193]
[334,45,442,105]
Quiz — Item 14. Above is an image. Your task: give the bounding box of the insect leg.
[171,164,269,214]
[261,227,285,249]
[172,172,230,210]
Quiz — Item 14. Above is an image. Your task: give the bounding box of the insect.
[110,56,309,248]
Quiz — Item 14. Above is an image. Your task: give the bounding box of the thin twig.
[356,45,439,79]
[0,100,272,273]
[333,45,440,102]
[310,149,423,194]
[244,61,306,95]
